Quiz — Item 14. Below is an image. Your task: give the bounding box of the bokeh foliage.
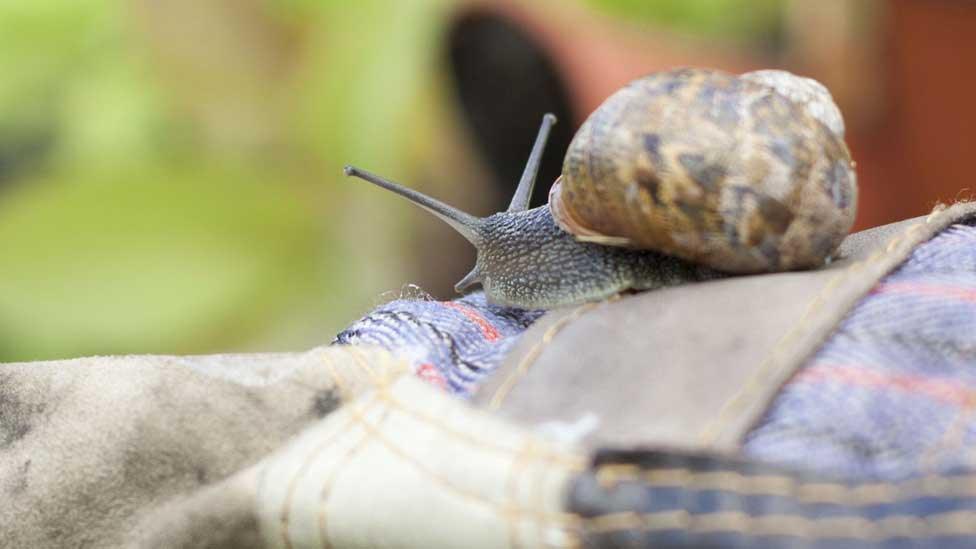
[0,0,782,361]
[0,0,450,361]
[584,0,785,46]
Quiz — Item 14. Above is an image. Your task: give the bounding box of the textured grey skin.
[348,70,856,308]
[473,207,718,309]
[346,113,718,310]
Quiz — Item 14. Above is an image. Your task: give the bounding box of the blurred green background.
[0,0,455,360]
[0,0,790,361]
[8,0,967,362]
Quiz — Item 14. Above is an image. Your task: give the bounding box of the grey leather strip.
[473,202,976,453]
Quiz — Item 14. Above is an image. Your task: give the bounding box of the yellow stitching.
[308,352,377,549]
[595,464,644,489]
[344,383,579,524]
[322,356,343,394]
[698,204,952,446]
[318,406,393,548]
[278,394,379,549]
[696,265,851,445]
[343,350,580,528]
[345,347,409,390]
[321,350,355,400]
[323,348,405,408]
[278,352,368,549]
[364,348,586,473]
[535,448,565,549]
[311,350,400,547]
[885,222,926,253]
[383,393,584,469]
[505,440,537,549]
[594,465,976,505]
[347,347,378,381]
[316,393,393,549]
[563,514,586,549]
[920,398,976,474]
[342,348,584,468]
[530,443,582,549]
[582,509,976,539]
[586,511,654,531]
[488,301,603,410]
[643,467,976,503]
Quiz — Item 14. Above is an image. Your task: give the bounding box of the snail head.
[344,114,557,297]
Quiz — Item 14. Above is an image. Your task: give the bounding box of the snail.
[344,68,857,309]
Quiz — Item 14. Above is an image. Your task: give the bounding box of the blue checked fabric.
[334,222,976,478]
[744,222,976,480]
[333,291,542,396]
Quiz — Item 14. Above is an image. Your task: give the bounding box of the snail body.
[460,202,717,308]
[345,68,857,309]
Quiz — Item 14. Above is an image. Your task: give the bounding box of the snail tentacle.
[508,113,558,213]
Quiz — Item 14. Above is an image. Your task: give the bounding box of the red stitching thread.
[442,301,501,341]
[795,364,976,408]
[872,282,976,304]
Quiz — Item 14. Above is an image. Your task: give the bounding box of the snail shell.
[550,68,857,273]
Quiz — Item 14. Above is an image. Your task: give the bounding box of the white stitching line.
[699,205,953,446]
[278,394,379,549]
[314,391,392,548]
[488,301,604,410]
[505,440,535,549]
[591,464,976,505]
[582,509,976,539]
[340,348,581,532]
[312,352,382,549]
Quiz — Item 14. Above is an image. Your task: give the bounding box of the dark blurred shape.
[447,11,575,209]
[0,131,53,188]
[443,0,976,233]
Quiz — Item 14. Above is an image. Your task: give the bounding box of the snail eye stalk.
[507,113,557,213]
[343,165,483,245]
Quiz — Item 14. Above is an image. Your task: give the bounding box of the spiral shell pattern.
[552,68,857,273]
